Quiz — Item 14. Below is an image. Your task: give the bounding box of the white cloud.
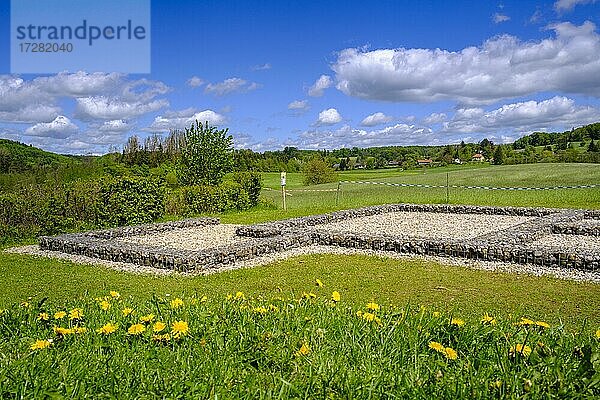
[24,116,78,138]
[251,63,272,71]
[493,13,510,23]
[308,75,332,97]
[94,120,133,135]
[288,99,310,111]
[316,108,342,125]
[423,112,447,125]
[144,108,226,132]
[75,96,168,121]
[186,76,204,87]
[554,0,597,12]
[204,78,261,96]
[360,112,393,126]
[333,21,600,105]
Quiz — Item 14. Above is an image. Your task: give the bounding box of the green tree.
[588,140,598,152]
[302,158,337,185]
[178,121,233,186]
[493,146,505,165]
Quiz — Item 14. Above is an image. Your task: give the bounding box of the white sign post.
[280,172,287,211]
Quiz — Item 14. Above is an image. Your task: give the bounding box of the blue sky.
[1,0,600,154]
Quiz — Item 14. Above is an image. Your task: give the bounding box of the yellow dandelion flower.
[301,292,316,300]
[332,291,341,302]
[444,347,458,360]
[356,310,363,317]
[428,341,445,353]
[140,314,155,323]
[20,301,31,308]
[37,312,50,321]
[54,311,66,320]
[152,333,170,342]
[366,302,380,311]
[481,313,497,325]
[362,312,376,322]
[170,298,184,309]
[509,343,532,356]
[96,322,117,335]
[153,321,166,333]
[171,320,189,338]
[69,308,84,320]
[200,295,208,303]
[127,323,146,335]
[432,311,441,318]
[122,307,134,316]
[596,329,600,339]
[315,279,324,287]
[295,342,310,357]
[109,291,120,299]
[53,326,74,336]
[535,321,550,329]
[450,318,465,327]
[99,300,111,311]
[235,292,245,300]
[73,327,87,334]
[253,307,268,314]
[30,339,52,350]
[514,317,535,327]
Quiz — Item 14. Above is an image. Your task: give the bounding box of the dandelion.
[20,301,31,308]
[37,312,50,321]
[30,339,52,350]
[54,311,66,320]
[128,323,146,335]
[122,307,134,316]
[596,329,600,339]
[356,310,363,317]
[366,302,380,311]
[69,308,84,320]
[96,322,117,335]
[429,341,458,360]
[444,347,458,360]
[235,292,245,300]
[510,343,532,357]
[332,291,341,302]
[481,313,497,325]
[315,279,324,287]
[53,326,74,336]
[152,333,170,342]
[432,311,441,318]
[171,320,189,338]
[451,318,465,327]
[429,341,445,353]
[302,292,316,300]
[153,321,166,333]
[200,295,208,303]
[73,327,87,334]
[514,317,535,327]
[170,298,184,309]
[361,312,382,325]
[295,342,310,357]
[535,321,550,329]
[253,307,268,314]
[140,314,155,323]
[109,291,120,299]
[99,300,111,311]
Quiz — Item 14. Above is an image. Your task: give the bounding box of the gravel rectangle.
[532,234,600,251]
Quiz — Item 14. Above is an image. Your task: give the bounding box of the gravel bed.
[6,244,600,283]
[118,224,250,251]
[532,234,600,251]
[316,212,533,240]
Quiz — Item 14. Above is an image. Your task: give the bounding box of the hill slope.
[0,139,75,173]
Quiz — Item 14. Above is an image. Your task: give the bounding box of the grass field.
[1,163,599,397]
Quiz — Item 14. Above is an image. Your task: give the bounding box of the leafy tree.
[338,157,348,171]
[589,140,598,152]
[493,146,505,165]
[178,121,233,186]
[302,158,337,185]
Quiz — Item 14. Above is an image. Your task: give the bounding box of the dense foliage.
[302,158,337,185]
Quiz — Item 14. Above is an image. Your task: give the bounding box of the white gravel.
[317,211,532,240]
[119,224,250,251]
[5,243,600,283]
[532,234,600,251]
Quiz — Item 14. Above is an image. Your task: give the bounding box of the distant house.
[387,160,400,167]
[417,159,433,166]
[472,153,485,162]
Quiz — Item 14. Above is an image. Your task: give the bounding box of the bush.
[232,172,262,206]
[96,177,165,227]
[182,182,251,215]
[302,158,337,185]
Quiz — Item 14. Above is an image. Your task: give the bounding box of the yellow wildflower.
[295,342,310,357]
[37,312,50,321]
[444,347,458,360]
[152,333,170,342]
[153,321,166,333]
[54,311,66,320]
[235,292,245,300]
[428,341,445,353]
[122,307,134,316]
[20,301,31,308]
[99,300,111,311]
[432,311,441,318]
[429,341,458,360]
[535,321,550,329]
[356,310,363,317]
[514,317,535,327]
[170,298,184,309]
[30,339,52,350]
[332,291,341,302]
[140,314,155,323]
[253,307,268,314]
[73,327,87,334]
[301,292,316,300]
[200,295,208,303]
[366,302,380,311]
[69,308,84,320]
[596,329,600,339]
[481,313,497,325]
[109,291,120,299]
[127,323,146,335]
[450,318,465,327]
[53,326,74,336]
[510,343,532,357]
[315,279,324,287]
[171,320,189,338]
[96,322,117,335]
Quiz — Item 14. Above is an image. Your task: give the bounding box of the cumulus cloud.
[75,97,168,121]
[360,112,393,126]
[144,108,227,133]
[333,21,600,105]
[204,78,261,96]
[24,116,78,138]
[308,75,332,97]
[554,0,597,12]
[493,13,510,23]
[423,112,447,125]
[288,100,310,113]
[186,76,204,87]
[316,108,342,125]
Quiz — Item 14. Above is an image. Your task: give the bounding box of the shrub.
[96,176,165,227]
[232,171,262,206]
[182,182,251,215]
[302,158,337,185]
